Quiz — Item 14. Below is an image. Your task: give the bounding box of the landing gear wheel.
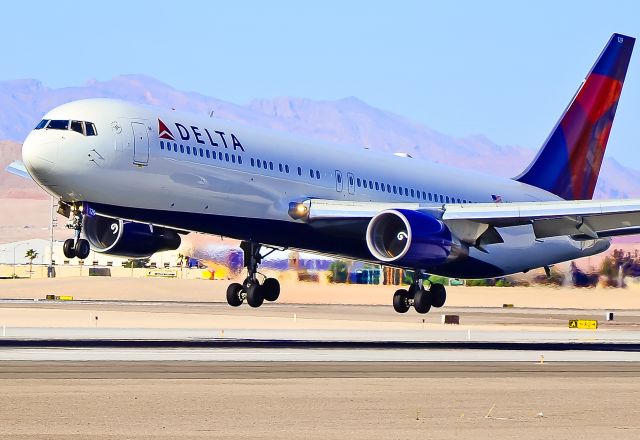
[413,289,432,314]
[263,278,280,302]
[430,283,447,308]
[393,289,410,313]
[74,238,90,260]
[246,284,264,308]
[63,239,76,259]
[226,283,244,307]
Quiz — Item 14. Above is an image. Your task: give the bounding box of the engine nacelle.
[366,209,467,267]
[83,215,181,258]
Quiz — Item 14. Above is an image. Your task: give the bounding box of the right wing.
[5,160,31,180]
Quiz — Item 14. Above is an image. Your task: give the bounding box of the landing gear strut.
[392,271,447,314]
[226,241,281,308]
[62,203,90,260]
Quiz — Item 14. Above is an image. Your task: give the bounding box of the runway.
[1,301,639,438]
[1,361,640,378]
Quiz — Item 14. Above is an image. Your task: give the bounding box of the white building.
[0,239,182,268]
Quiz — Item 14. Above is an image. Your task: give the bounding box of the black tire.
[74,239,91,260]
[246,284,264,308]
[393,289,410,313]
[414,289,431,314]
[262,278,280,302]
[63,239,76,259]
[226,283,244,307]
[430,283,447,308]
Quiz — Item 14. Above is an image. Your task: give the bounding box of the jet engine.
[366,209,467,267]
[83,214,181,258]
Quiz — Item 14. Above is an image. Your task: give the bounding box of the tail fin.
[515,33,634,200]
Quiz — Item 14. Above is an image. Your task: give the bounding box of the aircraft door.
[132,121,149,165]
[347,172,355,194]
[335,170,343,192]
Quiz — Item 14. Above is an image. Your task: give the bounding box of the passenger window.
[85,122,97,136]
[232,155,236,163]
[297,167,302,176]
[257,159,261,168]
[393,186,397,194]
[160,141,164,150]
[316,170,320,179]
[285,164,289,173]
[173,143,178,152]
[439,195,444,203]
[206,150,210,158]
[225,153,229,161]
[180,145,185,153]
[219,152,223,160]
[357,178,361,187]
[186,146,191,154]
[70,120,84,134]
[279,164,283,172]
[374,182,379,191]
[310,169,314,178]
[200,148,204,157]
[404,188,409,196]
[238,156,243,165]
[446,196,450,203]
[270,162,274,171]
[422,191,426,200]
[410,189,415,197]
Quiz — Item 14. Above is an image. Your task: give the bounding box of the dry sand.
[0,374,637,439]
[1,276,640,310]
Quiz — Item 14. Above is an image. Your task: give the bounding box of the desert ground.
[0,368,638,439]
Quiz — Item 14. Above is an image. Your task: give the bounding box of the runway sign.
[146,269,177,278]
[568,319,598,330]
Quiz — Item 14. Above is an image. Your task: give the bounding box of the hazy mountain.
[0,74,637,199]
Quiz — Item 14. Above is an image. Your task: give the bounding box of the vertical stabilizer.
[516,33,634,200]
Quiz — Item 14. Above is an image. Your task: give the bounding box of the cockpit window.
[34,119,49,130]
[40,119,97,136]
[70,120,83,134]
[47,120,69,130]
[85,122,97,136]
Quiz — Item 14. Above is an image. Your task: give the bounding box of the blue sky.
[3,1,640,167]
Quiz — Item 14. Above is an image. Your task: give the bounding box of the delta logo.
[158,119,175,140]
[157,118,244,151]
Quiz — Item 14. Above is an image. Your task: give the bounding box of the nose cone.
[22,131,60,186]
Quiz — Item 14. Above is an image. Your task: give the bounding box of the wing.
[5,160,32,180]
[289,198,640,244]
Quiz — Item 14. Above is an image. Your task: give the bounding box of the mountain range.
[1,74,639,200]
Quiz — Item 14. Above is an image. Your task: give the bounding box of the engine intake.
[83,214,181,258]
[366,209,467,267]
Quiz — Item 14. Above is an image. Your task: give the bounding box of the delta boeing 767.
[8,33,637,313]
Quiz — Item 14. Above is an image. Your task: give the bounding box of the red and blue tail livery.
[516,33,635,200]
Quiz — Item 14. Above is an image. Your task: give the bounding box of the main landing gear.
[392,275,447,314]
[226,241,281,308]
[62,204,91,260]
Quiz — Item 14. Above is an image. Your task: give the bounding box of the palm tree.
[25,249,38,278]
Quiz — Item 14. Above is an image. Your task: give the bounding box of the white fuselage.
[21,98,609,278]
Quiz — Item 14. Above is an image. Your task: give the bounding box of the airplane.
[6,33,637,314]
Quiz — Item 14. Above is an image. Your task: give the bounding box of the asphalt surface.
[1,361,639,378]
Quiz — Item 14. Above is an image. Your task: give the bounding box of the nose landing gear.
[392,272,447,314]
[62,203,91,260]
[225,241,281,308]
